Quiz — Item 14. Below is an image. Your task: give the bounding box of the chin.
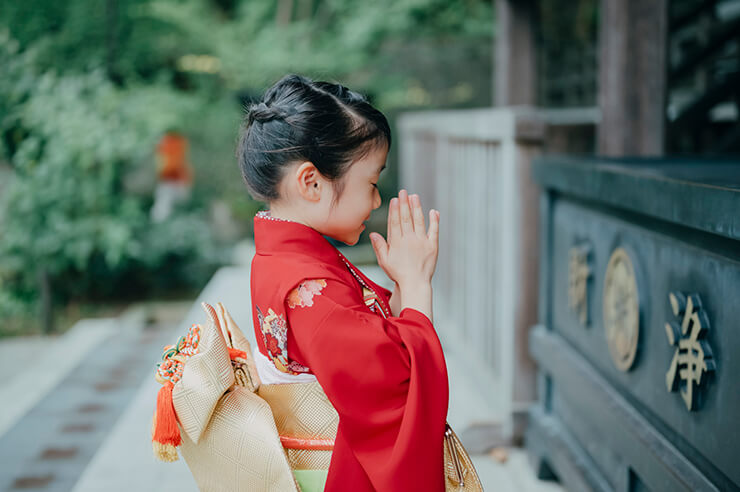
[326,227,363,246]
[342,236,360,246]
[340,231,363,246]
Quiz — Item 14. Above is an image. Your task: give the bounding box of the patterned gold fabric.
[172,303,298,492]
[179,387,299,492]
[444,424,484,491]
[172,309,234,445]
[258,382,339,471]
[258,382,339,439]
[170,302,481,491]
[285,448,333,470]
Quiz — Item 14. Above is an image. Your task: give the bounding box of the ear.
[295,161,323,202]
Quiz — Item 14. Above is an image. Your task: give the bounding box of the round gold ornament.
[603,247,640,371]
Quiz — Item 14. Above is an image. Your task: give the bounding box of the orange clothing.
[156,133,193,183]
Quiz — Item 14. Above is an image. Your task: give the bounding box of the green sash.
[293,469,328,492]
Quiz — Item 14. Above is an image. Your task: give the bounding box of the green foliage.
[0,30,219,323]
[0,0,185,83]
[0,0,495,331]
[1,0,492,109]
[142,0,493,108]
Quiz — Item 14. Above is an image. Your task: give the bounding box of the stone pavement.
[0,303,188,491]
[0,318,117,439]
[0,256,563,491]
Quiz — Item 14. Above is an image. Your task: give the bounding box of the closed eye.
[372,183,378,189]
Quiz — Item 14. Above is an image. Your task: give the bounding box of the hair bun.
[249,102,287,124]
[236,73,391,204]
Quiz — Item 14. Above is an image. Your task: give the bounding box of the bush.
[0,31,221,332]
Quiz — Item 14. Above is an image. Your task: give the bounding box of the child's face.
[319,144,387,246]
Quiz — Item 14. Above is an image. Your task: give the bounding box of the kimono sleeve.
[285,278,449,492]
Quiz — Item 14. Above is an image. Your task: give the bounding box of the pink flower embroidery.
[286,360,311,373]
[287,279,327,309]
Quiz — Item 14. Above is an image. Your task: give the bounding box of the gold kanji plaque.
[569,242,592,327]
[665,292,716,411]
[603,248,640,372]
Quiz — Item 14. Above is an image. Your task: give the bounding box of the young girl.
[237,74,449,491]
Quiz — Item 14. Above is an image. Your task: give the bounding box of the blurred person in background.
[151,129,193,222]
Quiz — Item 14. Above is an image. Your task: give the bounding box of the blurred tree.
[0,30,218,332]
[0,0,493,107]
[0,0,494,332]
[142,0,493,108]
[140,0,494,212]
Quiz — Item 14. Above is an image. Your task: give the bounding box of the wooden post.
[495,0,537,106]
[598,0,668,156]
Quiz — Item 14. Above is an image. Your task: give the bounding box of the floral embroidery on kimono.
[287,279,327,309]
[255,305,311,375]
[251,211,449,491]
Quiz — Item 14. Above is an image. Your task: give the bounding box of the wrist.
[398,283,432,307]
[397,277,432,293]
[398,283,434,324]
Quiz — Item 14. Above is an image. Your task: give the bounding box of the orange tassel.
[228,347,247,360]
[152,381,181,462]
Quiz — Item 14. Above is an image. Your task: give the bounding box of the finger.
[398,189,414,235]
[427,209,439,244]
[388,197,400,243]
[410,194,426,236]
[369,232,388,266]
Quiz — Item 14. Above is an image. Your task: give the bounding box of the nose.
[373,189,382,210]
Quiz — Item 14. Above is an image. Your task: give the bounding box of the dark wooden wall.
[495,0,670,157]
[598,0,668,156]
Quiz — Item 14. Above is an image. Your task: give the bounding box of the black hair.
[236,74,391,204]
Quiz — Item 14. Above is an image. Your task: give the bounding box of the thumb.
[369,232,388,264]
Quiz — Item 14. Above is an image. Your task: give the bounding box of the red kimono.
[250,211,449,491]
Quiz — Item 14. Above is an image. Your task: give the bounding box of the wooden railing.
[398,107,547,440]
